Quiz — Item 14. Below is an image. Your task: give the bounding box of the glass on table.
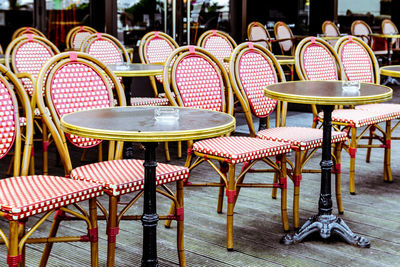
[154,107,180,122]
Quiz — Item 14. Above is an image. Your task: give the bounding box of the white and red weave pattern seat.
[228,42,346,229]
[71,159,189,196]
[163,45,291,250]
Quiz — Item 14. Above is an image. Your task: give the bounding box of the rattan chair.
[65,25,97,51]
[274,21,296,56]
[335,36,399,189]
[351,20,388,57]
[0,63,102,267]
[295,37,393,195]
[247,21,273,51]
[322,20,340,47]
[35,51,188,266]
[197,29,237,70]
[163,45,292,250]
[381,18,400,52]
[228,42,346,229]
[11,26,46,40]
[5,34,60,175]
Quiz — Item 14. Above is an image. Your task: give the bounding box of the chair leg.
[164,142,170,161]
[42,122,48,175]
[7,221,21,267]
[217,161,228,213]
[176,180,186,267]
[39,210,64,266]
[384,121,392,182]
[349,127,357,195]
[89,198,99,267]
[272,157,279,199]
[293,151,302,230]
[279,154,289,232]
[226,163,236,251]
[17,219,26,266]
[365,126,374,163]
[107,196,119,267]
[177,141,182,158]
[334,142,344,214]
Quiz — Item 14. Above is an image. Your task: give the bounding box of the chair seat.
[318,109,391,127]
[130,97,170,106]
[0,175,103,220]
[71,159,189,196]
[257,127,347,151]
[355,103,400,119]
[193,136,292,164]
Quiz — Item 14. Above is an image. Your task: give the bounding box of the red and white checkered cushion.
[14,41,56,96]
[87,38,124,65]
[257,127,347,151]
[249,25,269,49]
[319,109,391,127]
[340,42,374,83]
[71,159,189,196]
[73,31,92,50]
[175,54,224,111]
[302,44,338,80]
[50,61,112,148]
[130,97,170,106]
[276,24,293,52]
[355,103,400,119]
[0,175,103,220]
[0,79,16,159]
[193,136,291,164]
[238,50,278,117]
[203,35,233,70]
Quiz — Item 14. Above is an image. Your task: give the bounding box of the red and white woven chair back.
[49,53,112,148]
[275,22,293,53]
[86,35,124,65]
[73,31,93,50]
[382,19,398,46]
[248,22,271,50]
[171,47,225,111]
[236,44,278,118]
[298,38,340,80]
[0,78,17,159]
[337,37,375,83]
[352,21,372,45]
[199,30,236,70]
[13,35,57,96]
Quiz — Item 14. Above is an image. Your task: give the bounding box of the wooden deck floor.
[0,111,399,266]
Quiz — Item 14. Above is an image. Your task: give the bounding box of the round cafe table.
[370,33,400,65]
[265,80,392,247]
[380,65,400,78]
[60,106,235,266]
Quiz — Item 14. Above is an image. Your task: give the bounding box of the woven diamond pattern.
[130,97,170,106]
[71,159,189,196]
[303,44,338,80]
[87,39,123,65]
[203,35,233,70]
[340,42,374,83]
[14,41,55,96]
[193,136,291,164]
[257,127,347,151]
[238,50,277,117]
[355,104,400,119]
[73,31,92,50]
[50,62,111,148]
[319,109,391,127]
[0,175,103,220]
[0,80,16,159]
[175,55,223,111]
[146,37,175,83]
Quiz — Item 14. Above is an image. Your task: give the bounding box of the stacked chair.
[228,42,346,229]
[11,26,46,40]
[35,51,188,266]
[0,62,102,267]
[295,37,393,195]
[162,45,292,250]
[5,34,60,174]
[65,25,97,51]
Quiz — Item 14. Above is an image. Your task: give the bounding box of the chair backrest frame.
[247,22,273,51]
[351,20,373,46]
[66,25,97,50]
[382,19,399,47]
[274,21,295,55]
[12,26,46,40]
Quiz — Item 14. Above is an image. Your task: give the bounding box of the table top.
[370,33,400,39]
[264,80,392,105]
[107,63,164,77]
[60,106,236,142]
[380,65,400,78]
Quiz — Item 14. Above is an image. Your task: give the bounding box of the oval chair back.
[351,20,372,46]
[12,26,46,40]
[197,29,237,70]
[247,21,272,51]
[382,19,399,48]
[66,25,97,50]
[274,21,295,55]
[322,20,340,47]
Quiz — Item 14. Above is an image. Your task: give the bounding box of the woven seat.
[163,45,291,250]
[319,109,391,127]
[71,159,189,196]
[65,25,97,51]
[355,103,400,118]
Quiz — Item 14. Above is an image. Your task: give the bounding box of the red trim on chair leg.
[31,145,34,157]
[43,141,49,152]
[293,174,302,187]
[89,227,98,243]
[187,148,193,155]
[7,254,22,266]
[280,176,287,189]
[176,207,184,221]
[381,139,391,149]
[226,190,236,203]
[106,227,119,243]
[240,161,250,173]
[332,163,341,174]
[369,125,376,133]
[349,147,357,158]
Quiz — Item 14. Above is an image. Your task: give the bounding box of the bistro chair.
[5,34,60,175]
[35,51,188,266]
[274,21,296,80]
[335,35,399,189]
[295,37,392,195]
[11,26,46,40]
[197,29,237,70]
[228,42,346,229]
[381,19,400,53]
[162,45,292,250]
[351,20,388,58]
[0,62,102,267]
[247,21,273,51]
[322,20,340,47]
[65,25,97,51]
